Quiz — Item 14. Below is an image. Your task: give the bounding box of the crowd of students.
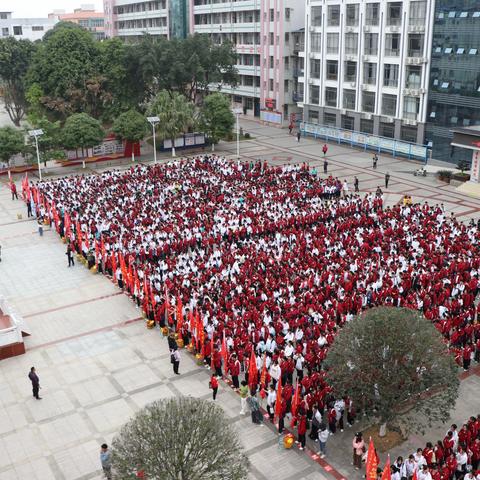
[29,155,480,460]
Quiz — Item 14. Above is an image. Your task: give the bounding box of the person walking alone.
[100,444,112,480]
[318,424,329,458]
[209,374,219,400]
[10,182,18,200]
[385,172,390,189]
[171,349,180,375]
[322,144,328,156]
[323,159,328,174]
[352,432,365,470]
[66,244,75,267]
[239,380,249,414]
[296,131,301,142]
[354,176,359,192]
[28,367,41,399]
[373,154,378,169]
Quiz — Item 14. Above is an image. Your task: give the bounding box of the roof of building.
[55,11,104,20]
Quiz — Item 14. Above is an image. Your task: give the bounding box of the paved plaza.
[1,120,480,480]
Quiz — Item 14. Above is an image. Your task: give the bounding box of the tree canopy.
[112,397,248,480]
[324,306,459,435]
[0,126,25,163]
[147,90,194,156]
[112,109,148,143]
[0,37,37,126]
[62,113,104,154]
[200,93,235,150]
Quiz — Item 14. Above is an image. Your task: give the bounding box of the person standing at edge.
[373,154,378,169]
[28,366,41,399]
[209,374,219,400]
[171,349,180,375]
[385,172,391,189]
[323,159,328,174]
[239,380,249,414]
[100,444,112,480]
[354,176,359,192]
[10,182,18,200]
[297,130,301,142]
[66,244,75,267]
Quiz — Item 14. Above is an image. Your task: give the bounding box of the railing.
[300,122,428,160]
[385,48,400,56]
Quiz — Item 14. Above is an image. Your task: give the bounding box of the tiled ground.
[1,119,480,480]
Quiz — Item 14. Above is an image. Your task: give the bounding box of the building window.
[383,64,399,87]
[380,122,395,138]
[13,26,23,35]
[385,34,400,56]
[324,112,337,126]
[285,8,290,20]
[0,13,8,19]
[343,90,356,110]
[326,60,338,81]
[345,33,358,54]
[31,26,44,31]
[362,92,376,113]
[401,126,418,142]
[360,119,374,134]
[405,66,422,89]
[310,59,321,79]
[408,34,424,57]
[310,33,321,53]
[311,6,322,27]
[342,115,355,130]
[403,96,419,120]
[344,61,357,82]
[409,1,426,26]
[309,110,319,123]
[346,4,359,26]
[366,3,379,26]
[364,33,378,56]
[327,33,339,54]
[382,94,397,116]
[310,85,320,104]
[328,5,340,26]
[363,62,377,85]
[387,2,402,26]
[325,87,337,107]
[2,27,9,37]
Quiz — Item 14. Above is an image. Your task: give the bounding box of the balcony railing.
[385,48,399,57]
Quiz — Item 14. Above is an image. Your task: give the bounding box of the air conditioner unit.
[341,109,347,115]
[350,82,356,88]
[362,55,370,62]
[309,52,316,58]
[362,84,370,90]
[382,116,394,123]
[362,113,372,120]
[403,118,417,126]
[345,26,355,33]
[389,26,400,32]
[309,26,316,32]
[363,25,371,32]
[403,88,411,95]
[419,88,427,94]
[308,78,315,84]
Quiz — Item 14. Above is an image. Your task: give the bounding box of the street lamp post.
[147,116,160,164]
[233,108,242,159]
[28,129,44,181]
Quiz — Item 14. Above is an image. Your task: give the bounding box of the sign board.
[472,150,480,183]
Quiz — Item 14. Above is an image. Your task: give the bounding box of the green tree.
[112,109,148,161]
[0,126,25,164]
[324,306,459,436]
[0,37,37,126]
[200,93,235,151]
[27,116,63,166]
[112,397,248,480]
[62,113,104,158]
[147,90,194,157]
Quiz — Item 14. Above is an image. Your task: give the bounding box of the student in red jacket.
[297,410,308,451]
[209,374,219,400]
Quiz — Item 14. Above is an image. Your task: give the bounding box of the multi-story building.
[0,11,57,41]
[301,0,435,144]
[49,5,105,40]
[425,1,480,164]
[189,0,305,123]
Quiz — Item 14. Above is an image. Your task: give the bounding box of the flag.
[210,336,215,370]
[411,472,417,480]
[94,239,99,267]
[259,354,268,392]
[64,212,71,239]
[365,438,379,480]
[189,310,195,346]
[221,331,228,370]
[111,251,117,283]
[274,376,283,420]
[381,455,391,480]
[176,297,183,333]
[291,382,300,417]
[248,347,258,388]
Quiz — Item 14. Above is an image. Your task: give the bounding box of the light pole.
[233,108,242,159]
[28,129,44,181]
[147,116,159,164]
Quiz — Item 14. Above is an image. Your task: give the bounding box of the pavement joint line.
[23,291,124,318]
[27,316,144,350]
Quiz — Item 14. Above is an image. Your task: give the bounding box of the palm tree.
[147,90,194,157]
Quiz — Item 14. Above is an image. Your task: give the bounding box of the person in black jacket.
[28,367,41,399]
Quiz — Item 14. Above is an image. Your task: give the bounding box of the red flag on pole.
[291,382,300,417]
[176,298,183,333]
[221,332,228,370]
[365,438,379,480]
[189,310,195,345]
[248,347,258,388]
[381,455,391,480]
[111,252,117,283]
[210,336,215,370]
[274,376,283,421]
[259,354,268,398]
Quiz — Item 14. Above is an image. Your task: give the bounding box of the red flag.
[64,212,71,239]
[221,332,228,370]
[111,252,117,283]
[274,376,283,420]
[84,230,90,250]
[94,240,99,267]
[176,298,183,332]
[381,455,391,480]
[210,336,215,370]
[76,220,82,252]
[365,438,379,480]
[291,382,300,417]
[411,472,417,480]
[259,354,268,392]
[189,310,195,345]
[248,347,258,388]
